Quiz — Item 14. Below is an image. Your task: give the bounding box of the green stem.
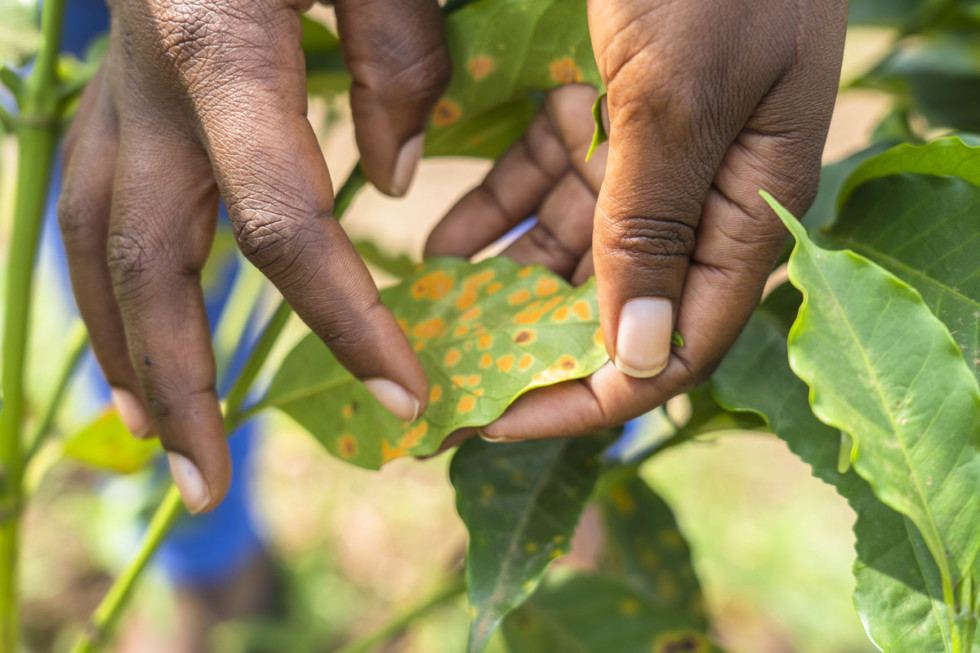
[24,321,89,464]
[0,0,68,648]
[70,163,367,652]
[332,573,466,653]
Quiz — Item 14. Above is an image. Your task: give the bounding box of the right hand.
[58,0,450,513]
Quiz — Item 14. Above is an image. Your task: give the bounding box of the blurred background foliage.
[3,0,980,651]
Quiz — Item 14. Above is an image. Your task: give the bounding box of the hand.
[432,0,847,441]
[58,0,449,512]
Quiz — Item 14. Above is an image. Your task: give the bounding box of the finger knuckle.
[353,41,451,104]
[609,214,696,260]
[105,229,152,291]
[56,188,98,248]
[231,203,325,287]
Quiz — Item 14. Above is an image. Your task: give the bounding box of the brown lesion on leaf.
[652,630,710,653]
[432,99,462,126]
[549,57,582,84]
[468,55,495,80]
[338,434,357,458]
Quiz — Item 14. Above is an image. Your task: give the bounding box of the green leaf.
[63,411,160,474]
[825,172,980,378]
[712,311,954,651]
[585,92,607,162]
[598,476,706,625]
[765,190,980,594]
[261,257,608,469]
[503,573,722,653]
[300,16,349,98]
[451,435,609,653]
[352,240,416,279]
[426,0,601,159]
[837,135,980,210]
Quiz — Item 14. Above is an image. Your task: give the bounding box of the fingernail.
[390,133,424,197]
[614,297,672,378]
[167,452,211,514]
[477,427,514,443]
[365,378,421,422]
[110,387,152,439]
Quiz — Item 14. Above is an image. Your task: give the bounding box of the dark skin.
[59,0,847,512]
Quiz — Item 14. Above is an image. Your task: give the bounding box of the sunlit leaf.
[261,257,607,469]
[503,573,723,653]
[452,435,610,653]
[63,410,160,474]
[765,191,980,596]
[0,0,39,67]
[712,310,953,651]
[598,475,706,626]
[426,0,601,158]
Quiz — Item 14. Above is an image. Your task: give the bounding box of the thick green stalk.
[70,163,367,652]
[0,0,68,648]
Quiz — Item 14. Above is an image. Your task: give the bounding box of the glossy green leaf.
[63,411,160,474]
[837,136,980,210]
[599,476,706,625]
[352,240,416,279]
[503,573,722,653]
[426,0,601,159]
[713,310,954,651]
[801,141,898,232]
[766,191,980,592]
[261,257,607,469]
[826,173,980,378]
[586,92,607,162]
[451,435,609,653]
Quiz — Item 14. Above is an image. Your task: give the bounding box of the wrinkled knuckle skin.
[613,215,696,261]
[106,229,153,294]
[352,40,451,106]
[231,203,324,290]
[57,189,99,249]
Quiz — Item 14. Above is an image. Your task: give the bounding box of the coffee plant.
[0,0,978,651]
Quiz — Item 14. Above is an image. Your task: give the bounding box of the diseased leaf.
[712,310,953,651]
[63,411,160,474]
[426,0,601,159]
[452,435,610,653]
[765,191,980,596]
[599,476,706,626]
[261,257,608,469]
[503,573,723,653]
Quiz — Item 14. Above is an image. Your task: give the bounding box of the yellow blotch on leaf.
[400,421,428,449]
[444,349,461,367]
[496,354,515,372]
[480,353,493,368]
[466,375,481,387]
[413,317,444,340]
[456,290,478,311]
[478,334,493,349]
[657,574,680,602]
[468,55,495,79]
[535,276,559,297]
[553,306,569,321]
[486,282,502,294]
[338,434,357,458]
[381,441,406,463]
[552,535,565,544]
[619,598,641,615]
[412,270,454,300]
[518,353,534,371]
[609,486,636,516]
[572,300,592,320]
[458,396,476,413]
[514,329,535,345]
[452,376,465,387]
[481,483,495,499]
[593,327,604,347]
[509,288,531,305]
[558,355,577,371]
[525,542,539,553]
[341,403,356,419]
[454,324,470,337]
[549,57,582,84]
[430,385,443,403]
[432,98,461,126]
[462,307,482,321]
[548,549,564,559]
[518,267,533,278]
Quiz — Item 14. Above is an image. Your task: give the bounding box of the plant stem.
[70,163,367,652]
[0,0,68,647]
[24,321,89,463]
[332,573,466,653]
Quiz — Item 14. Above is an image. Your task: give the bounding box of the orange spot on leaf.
[468,55,495,80]
[381,441,406,463]
[467,375,481,387]
[478,334,493,349]
[518,353,534,371]
[432,99,461,127]
[535,277,559,297]
[458,396,476,413]
[549,57,582,84]
[444,349,461,366]
[572,300,592,320]
[480,353,493,368]
[338,434,357,458]
[430,385,443,402]
[413,317,445,340]
[454,324,470,337]
[508,289,531,305]
[514,330,535,344]
[496,355,515,372]
[486,282,502,294]
[553,306,569,321]
[462,307,482,321]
